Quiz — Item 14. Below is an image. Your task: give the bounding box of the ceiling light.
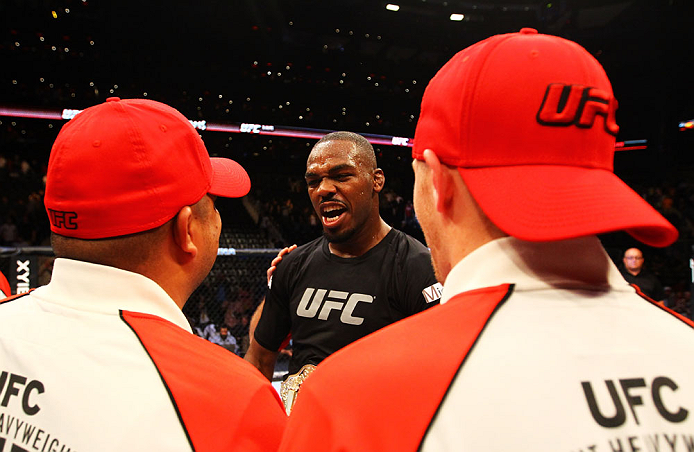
[450,13,465,21]
[386,4,400,11]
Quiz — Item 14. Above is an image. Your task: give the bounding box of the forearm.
[245,340,279,381]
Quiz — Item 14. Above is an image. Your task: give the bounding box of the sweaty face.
[305,140,378,244]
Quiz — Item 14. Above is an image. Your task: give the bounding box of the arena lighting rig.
[0,105,645,150]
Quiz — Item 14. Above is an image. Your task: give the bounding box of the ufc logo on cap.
[47,208,78,230]
[296,288,373,325]
[536,84,619,136]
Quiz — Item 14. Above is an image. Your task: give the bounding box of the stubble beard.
[323,225,356,244]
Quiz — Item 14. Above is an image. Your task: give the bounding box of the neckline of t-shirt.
[321,228,396,263]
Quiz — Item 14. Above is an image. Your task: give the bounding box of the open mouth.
[321,205,347,227]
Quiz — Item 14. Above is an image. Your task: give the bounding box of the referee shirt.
[0,258,285,452]
[278,236,694,451]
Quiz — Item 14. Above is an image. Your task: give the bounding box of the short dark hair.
[315,131,377,170]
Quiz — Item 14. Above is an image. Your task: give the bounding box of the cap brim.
[459,165,678,248]
[209,158,251,198]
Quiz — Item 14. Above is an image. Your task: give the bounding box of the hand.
[267,244,297,285]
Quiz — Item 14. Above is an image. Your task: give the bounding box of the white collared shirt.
[422,236,694,451]
[441,235,630,303]
[0,258,192,451]
[32,258,192,330]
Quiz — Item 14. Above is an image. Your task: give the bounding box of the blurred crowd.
[3,142,694,330]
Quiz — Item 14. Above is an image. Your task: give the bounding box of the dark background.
[2,0,692,172]
[1,0,693,297]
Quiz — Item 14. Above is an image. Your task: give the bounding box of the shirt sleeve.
[253,260,292,351]
[398,238,442,315]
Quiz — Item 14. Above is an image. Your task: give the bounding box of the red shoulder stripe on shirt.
[0,290,34,305]
[121,310,286,452]
[630,283,694,328]
[0,270,11,298]
[279,283,513,452]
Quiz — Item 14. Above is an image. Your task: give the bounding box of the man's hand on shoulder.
[267,244,297,287]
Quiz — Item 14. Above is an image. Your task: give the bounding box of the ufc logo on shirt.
[297,288,373,326]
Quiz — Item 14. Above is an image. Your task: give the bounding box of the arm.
[401,241,442,313]
[245,299,280,380]
[245,335,280,381]
[248,298,265,341]
[246,246,296,379]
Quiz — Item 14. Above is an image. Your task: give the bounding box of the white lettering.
[61,109,82,120]
[422,282,443,303]
[318,300,344,320]
[239,123,274,133]
[189,120,207,130]
[297,288,326,318]
[341,293,373,325]
[16,260,30,294]
[16,260,29,274]
[240,123,262,133]
[318,290,348,320]
[296,288,373,325]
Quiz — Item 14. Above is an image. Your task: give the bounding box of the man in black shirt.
[619,247,665,302]
[245,132,440,395]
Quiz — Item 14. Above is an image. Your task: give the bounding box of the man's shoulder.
[389,228,430,256]
[621,267,657,283]
[285,284,512,448]
[122,311,270,390]
[120,311,286,451]
[278,235,326,268]
[386,229,433,274]
[637,268,659,280]
[0,290,32,306]
[313,284,509,375]
[296,234,326,254]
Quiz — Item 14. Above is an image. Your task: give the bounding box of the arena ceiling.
[1,0,692,173]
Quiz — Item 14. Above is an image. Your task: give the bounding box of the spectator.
[0,214,19,245]
[207,324,239,354]
[619,247,666,302]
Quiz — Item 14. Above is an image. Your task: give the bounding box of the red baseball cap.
[45,97,251,239]
[413,28,677,247]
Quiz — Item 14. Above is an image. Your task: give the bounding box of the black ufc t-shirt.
[254,228,441,375]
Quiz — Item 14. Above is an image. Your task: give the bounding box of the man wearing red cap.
[0,98,285,451]
[278,29,694,451]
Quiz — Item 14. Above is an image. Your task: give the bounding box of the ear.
[172,206,198,258]
[422,149,454,214]
[373,168,385,193]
